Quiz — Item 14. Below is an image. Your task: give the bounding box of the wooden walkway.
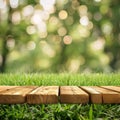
[0,86,120,104]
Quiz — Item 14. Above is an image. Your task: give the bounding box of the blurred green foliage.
[0,0,120,73]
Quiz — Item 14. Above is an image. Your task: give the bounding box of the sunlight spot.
[102,22,113,35]
[40,0,56,13]
[49,16,59,25]
[7,38,15,49]
[31,10,47,33]
[38,32,48,38]
[10,0,19,8]
[78,26,90,37]
[90,37,105,51]
[0,0,6,9]
[94,0,101,2]
[100,5,109,14]
[12,11,21,25]
[37,21,47,33]
[31,10,48,33]
[22,5,34,17]
[80,16,89,26]
[41,11,50,20]
[72,0,79,10]
[48,16,60,32]
[88,22,93,30]
[27,41,36,50]
[66,16,74,25]
[94,12,102,21]
[40,0,55,8]
[78,5,88,17]
[63,35,72,45]
[56,0,68,6]
[31,10,42,25]
[58,10,68,20]
[26,26,36,35]
[49,35,62,44]
[0,5,7,21]
[58,27,67,36]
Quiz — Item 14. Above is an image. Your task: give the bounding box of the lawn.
[0,73,120,120]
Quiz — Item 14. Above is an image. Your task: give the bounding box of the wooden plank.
[80,86,102,103]
[0,86,17,92]
[91,86,120,103]
[0,86,36,104]
[27,86,59,104]
[0,86,119,104]
[60,86,89,104]
[101,86,120,93]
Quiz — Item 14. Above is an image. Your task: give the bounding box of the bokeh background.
[0,0,120,73]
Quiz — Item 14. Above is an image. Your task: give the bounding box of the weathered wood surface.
[91,86,120,103]
[60,86,89,103]
[0,86,36,104]
[101,86,120,93]
[0,86,16,92]
[80,86,102,103]
[0,86,120,104]
[27,86,59,104]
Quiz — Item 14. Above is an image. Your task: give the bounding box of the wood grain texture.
[60,86,89,104]
[0,86,36,104]
[101,86,120,93]
[27,86,59,104]
[91,86,120,103]
[80,86,102,103]
[0,86,120,104]
[0,86,17,92]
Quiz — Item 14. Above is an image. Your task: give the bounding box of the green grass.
[0,73,120,120]
[0,73,120,86]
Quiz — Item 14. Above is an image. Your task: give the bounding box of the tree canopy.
[0,0,120,73]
